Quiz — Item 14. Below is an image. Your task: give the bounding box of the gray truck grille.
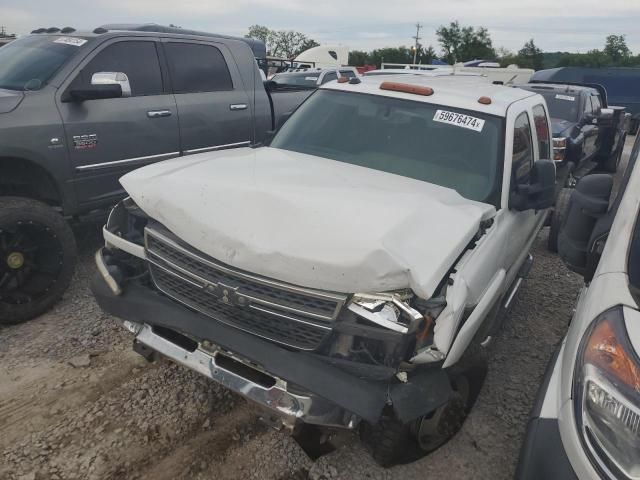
[144,227,346,350]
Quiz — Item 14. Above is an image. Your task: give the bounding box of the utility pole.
[412,23,422,65]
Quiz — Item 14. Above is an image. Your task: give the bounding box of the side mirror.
[558,174,613,278]
[597,108,614,127]
[510,159,556,211]
[581,112,596,126]
[68,72,131,102]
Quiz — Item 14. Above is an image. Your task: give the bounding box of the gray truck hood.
[120,147,495,298]
[0,89,24,114]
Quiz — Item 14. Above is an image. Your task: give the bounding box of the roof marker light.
[478,96,492,105]
[380,82,434,96]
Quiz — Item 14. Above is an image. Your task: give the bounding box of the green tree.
[604,34,631,63]
[517,39,544,70]
[246,25,319,58]
[246,25,270,45]
[349,50,371,66]
[436,21,495,63]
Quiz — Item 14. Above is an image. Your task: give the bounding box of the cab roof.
[517,83,598,96]
[321,75,537,117]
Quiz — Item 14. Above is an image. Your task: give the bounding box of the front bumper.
[91,272,453,427]
[132,322,358,429]
[515,346,578,480]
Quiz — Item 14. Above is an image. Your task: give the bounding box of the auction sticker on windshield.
[555,94,576,101]
[53,37,87,47]
[433,110,485,132]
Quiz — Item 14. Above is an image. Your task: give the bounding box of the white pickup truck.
[92,75,556,466]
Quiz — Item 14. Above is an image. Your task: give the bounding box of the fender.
[443,268,506,368]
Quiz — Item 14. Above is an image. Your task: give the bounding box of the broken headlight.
[348,292,423,334]
[574,306,640,480]
[105,197,149,250]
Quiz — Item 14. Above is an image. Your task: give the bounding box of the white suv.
[93,75,555,466]
[517,136,640,479]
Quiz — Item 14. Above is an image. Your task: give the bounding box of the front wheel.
[0,197,77,324]
[361,353,487,467]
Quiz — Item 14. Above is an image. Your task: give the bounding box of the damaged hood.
[121,147,495,298]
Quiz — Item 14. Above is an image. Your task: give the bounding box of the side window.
[583,95,593,116]
[321,72,337,84]
[164,43,233,93]
[532,104,551,159]
[76,41,163,97]
[340,70,357,79]
[512,112,534,184]
[591,95,602,115]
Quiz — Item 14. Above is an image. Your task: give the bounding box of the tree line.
[246,22,640,70]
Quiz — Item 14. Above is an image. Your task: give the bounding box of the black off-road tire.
[0,197,77,324]
[547,187,573,253]
[360,348,487,467]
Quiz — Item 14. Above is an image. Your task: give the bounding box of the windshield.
[0,35,86,91]
[272,72,319,87]
[539,91,580,122]
[271,89,504,204]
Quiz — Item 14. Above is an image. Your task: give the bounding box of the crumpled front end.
[93,198,464,428]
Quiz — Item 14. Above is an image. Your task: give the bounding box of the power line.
[412,23,422,64]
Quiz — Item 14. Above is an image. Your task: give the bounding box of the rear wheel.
[361,350,487,467]
[0,197,77,324]
[547,187,573,253]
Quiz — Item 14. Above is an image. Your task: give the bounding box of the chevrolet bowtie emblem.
[203,282,247,307]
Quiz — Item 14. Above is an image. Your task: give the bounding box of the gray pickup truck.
[0,24,309,323]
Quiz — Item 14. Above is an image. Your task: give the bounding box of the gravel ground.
[0,140,632,480]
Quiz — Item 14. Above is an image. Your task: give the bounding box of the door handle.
[147,110,172,118]
[229,104,248,111]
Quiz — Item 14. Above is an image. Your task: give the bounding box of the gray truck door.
[162,40,252,154]
[57,38,179,208]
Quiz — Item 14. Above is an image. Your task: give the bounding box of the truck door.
[581,95,599,160]
[500,110,546,279]
[57,38,179,209]
[161,40,252,154]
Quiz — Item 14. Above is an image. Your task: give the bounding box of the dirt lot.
[0,141,633,480]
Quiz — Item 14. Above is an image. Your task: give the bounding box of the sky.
[3,0,640,55]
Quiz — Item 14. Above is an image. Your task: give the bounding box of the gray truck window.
[272,72,318,87]
[321,72,337,84]
[0,35,84,91]
[512,112,534,184]
[532,104,551,160]
[271,89,503,204]
[164,43,232,93]
[75,41,163,97]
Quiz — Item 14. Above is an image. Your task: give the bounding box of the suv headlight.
[574,306,640,479]
[553,137,567,162]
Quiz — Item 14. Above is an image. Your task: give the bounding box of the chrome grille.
[144,226,346,350]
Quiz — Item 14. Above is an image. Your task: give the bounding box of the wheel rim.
[414,376,470,451]
[0,221,64,306]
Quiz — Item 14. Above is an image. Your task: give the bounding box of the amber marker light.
[380,82,434,96]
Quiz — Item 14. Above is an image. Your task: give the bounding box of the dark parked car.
[516,82,627,251]
[0,24,308,323]
[532,67,640,135]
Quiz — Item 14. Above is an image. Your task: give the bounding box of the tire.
[600,133,626,173]
[0,197,77,324]
[547,187,573,253]
[361,349,487,467]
